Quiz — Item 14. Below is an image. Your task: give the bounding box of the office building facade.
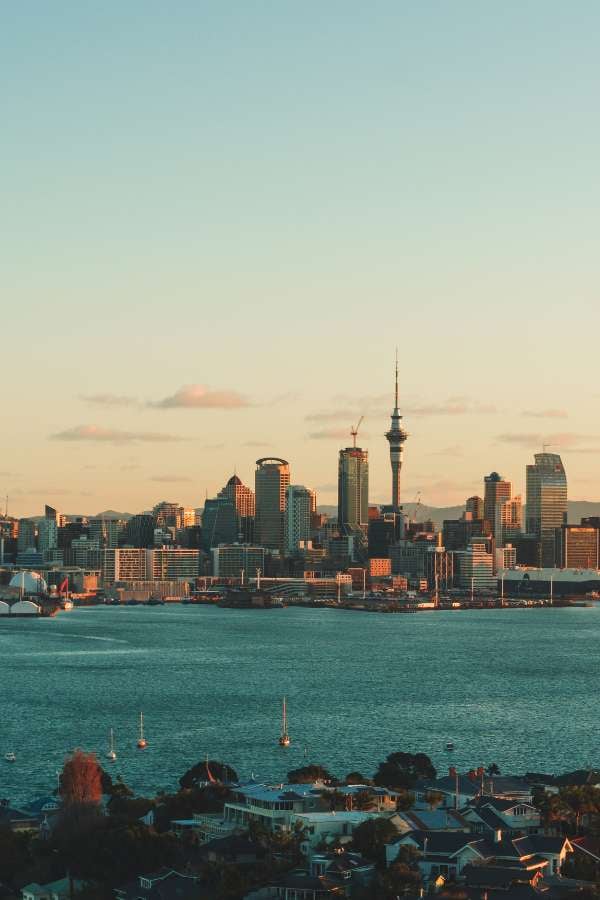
[337,447,369,534]
[255,458,290,551]
[526,453,568,567]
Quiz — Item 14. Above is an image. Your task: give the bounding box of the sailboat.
[137,712,148,749]
[278,696,291,747]
[106,728,117,761]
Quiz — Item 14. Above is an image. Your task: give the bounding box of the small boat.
[106,728,117,761]
[5,752,16,763]
[278,696,291,747]
[445,741,455,751]
[137,712,147,749]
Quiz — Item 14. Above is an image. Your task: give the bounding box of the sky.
[2,1,600,517]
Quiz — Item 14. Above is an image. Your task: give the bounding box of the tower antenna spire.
[395,347,399,409]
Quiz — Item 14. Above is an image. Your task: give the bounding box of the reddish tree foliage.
[60,749,103,806]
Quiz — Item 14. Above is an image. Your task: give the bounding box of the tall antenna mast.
[395,346,399,409]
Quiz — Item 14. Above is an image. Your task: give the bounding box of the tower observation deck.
[384,353,408,510]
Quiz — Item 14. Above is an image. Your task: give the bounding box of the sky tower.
[385,352,408,510]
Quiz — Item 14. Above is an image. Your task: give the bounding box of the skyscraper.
[526,452,567,567]
[255,458,290,551]
[385,353,408,510]
[338,446,369,534]
[285,485,312,553]
[483,472,512,542]
[218,474,255,542]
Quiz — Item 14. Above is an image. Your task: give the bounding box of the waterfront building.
[454,541,495,590]
[101,548,146,586]
[285,485,312,553]
[152,501,185,530]
[389,539,431,579]
[146,548,200,580]
[526,453,568,567]
[465,496,484,519]
[483,472,512,542]
[368,557,392,577]
[255,458,290,551]
[384,353,408,510]
[338,447,368,534]
[496,544,517,570]
[17,518,37,553]
[211,544,265,579]
[202,497,239,550]
[555,525,599,569]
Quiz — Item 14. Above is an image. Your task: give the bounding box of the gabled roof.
[571,836,600,861]
[462,864,542,888]
[397,829,488,858]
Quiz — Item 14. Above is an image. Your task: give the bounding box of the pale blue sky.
[2,2,599,516]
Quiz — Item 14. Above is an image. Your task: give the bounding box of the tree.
[287,763,337,784]
[374,752,436,790]
[179,759,238,789]
[395,791,415,812]
[60,750,103,806]
[346,771,371,785]
[377,846,422,898]
[487,763,501,776]
[351,817,398,864]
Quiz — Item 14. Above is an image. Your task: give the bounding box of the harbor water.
[1,604,599,804]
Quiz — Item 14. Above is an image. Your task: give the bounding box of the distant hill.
[318,502,600,527]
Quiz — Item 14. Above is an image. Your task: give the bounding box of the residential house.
[113,869,207,899]
[247,871,345,898]
[388,808,470,835]
[290,811,376,856]
[224,781,327,832]
[414,772,532,810]
[21,878,83,900]
[309,850,375,890]
[462,796,542,836]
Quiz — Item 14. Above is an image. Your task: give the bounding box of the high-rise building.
[88,518,123,549]
[123,514,156,548]
[285,485,312,553]
[526,453,568,567]
[202,498,239,550]
[102,548,147,586]
[465,496,484,519]
[218,474,255,542]
[255,458,290,551]
[455,541,496,590]
[384,353,408,510]
[212,544,265,579]
[37,518,58,556]
[145,548,200,580]
[338,447,369,534]
[500,495,522,544]
[555,525,599,569]
[152,501,185,530]
[483,473,512,542]
[17,519,37,553]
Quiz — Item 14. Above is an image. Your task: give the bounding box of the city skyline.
[4,2,600,515]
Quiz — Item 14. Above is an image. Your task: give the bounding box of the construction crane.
[350,416,364,448]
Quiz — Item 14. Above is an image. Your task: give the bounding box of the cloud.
[120,463,141,471]
[202,442,226,450]
[244,440,269,448]
[495,431,591,449]
[405,401,497,417]
[308,427,371,440]
[427,445,464,457]
[521,409,568,419]
[80,393,139,408]
[150,475,192,483]
[50,425,184,444]
[150,384,249,409]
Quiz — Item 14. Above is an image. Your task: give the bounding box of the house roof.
[462,864,542,887]
[398,830,488,857]
[571,836,600,861]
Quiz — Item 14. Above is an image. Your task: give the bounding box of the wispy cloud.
[80,393,140,408]
[150,475,192,483]
[427,445,464,457]
[150,384,249,409]
[202,442,226,450]
[495,431,591,449]
[521,409,568,419]
[308,427,371,441]
[244,440,269,448]
[50,425,184,444]
[405,401,497,417]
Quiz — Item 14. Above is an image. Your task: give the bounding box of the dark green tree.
[373,752,436,790]
[179,759,238,789]
[351,817,398,864]
[287,763,337,784]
